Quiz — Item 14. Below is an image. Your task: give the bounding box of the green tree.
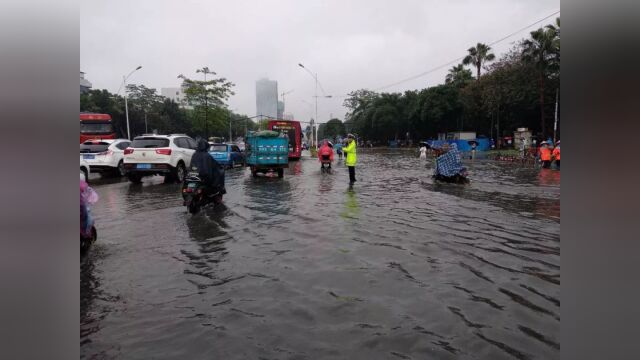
[322,118,346,140]
[126,84,164,134]
[178,67,235,138]
[445,64,474,86]
[463,42,496,79]
[522,18,560,137]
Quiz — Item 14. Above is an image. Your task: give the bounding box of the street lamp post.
[122,65,142,140]
[298,63,319,147]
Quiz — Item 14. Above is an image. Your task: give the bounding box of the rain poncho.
[80,177,98,238]
[318,140,334,162]
[334,143,343,153]
[435,143,465,177]
[190,138,224,189]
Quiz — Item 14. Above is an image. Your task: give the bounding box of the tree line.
[341,18,560,144]
[80,67,258,140]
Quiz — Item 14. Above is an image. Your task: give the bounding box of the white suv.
[80,139,131,177]
[123,134,196,183]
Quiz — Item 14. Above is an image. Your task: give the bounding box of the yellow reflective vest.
[343,140,357,166]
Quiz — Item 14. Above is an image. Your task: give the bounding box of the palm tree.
[463,43,496,79]
[445,64,474,86]
[522,18,560,137]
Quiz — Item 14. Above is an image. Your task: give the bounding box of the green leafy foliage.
[343,19,560,142]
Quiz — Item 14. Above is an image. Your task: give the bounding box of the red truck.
[80,113,116,143]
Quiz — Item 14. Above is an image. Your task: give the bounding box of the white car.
[80,157,91,182]
[123,134,196,183]
[80,139,131,177]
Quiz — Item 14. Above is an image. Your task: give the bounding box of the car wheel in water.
[117,160,126,176]
[81,168,89,183]
[277,168,284,178]
[175,162,186,183]
[229,160,235,169]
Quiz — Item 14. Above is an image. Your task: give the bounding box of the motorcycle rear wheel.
[188,200,200,214]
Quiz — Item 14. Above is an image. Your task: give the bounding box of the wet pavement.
[81,149,560,359]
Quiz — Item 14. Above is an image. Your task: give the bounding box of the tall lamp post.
[122,66,142,140]
[298,63,320,147]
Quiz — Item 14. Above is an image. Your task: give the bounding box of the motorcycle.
[182,171,226,214]
[80,176,98,254]
[80,223,97,254]
[320,154,332,173]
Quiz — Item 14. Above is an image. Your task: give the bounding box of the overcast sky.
[81,0,559,124]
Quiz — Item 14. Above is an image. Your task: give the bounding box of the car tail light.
[124,148,134,155]
[98,150,113,156]
[156,148,172,155]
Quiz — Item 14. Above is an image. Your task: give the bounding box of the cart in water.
[245,130,289,178]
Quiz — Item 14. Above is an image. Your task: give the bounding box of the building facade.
[277,101,284,119]
[80,71,92,93]
[161,87,186,105]
[255,78,278,119]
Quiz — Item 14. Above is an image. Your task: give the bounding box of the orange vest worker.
[552,146,560,161]
[539,146,552,161]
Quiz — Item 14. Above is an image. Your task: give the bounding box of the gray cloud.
[81,0,559,124]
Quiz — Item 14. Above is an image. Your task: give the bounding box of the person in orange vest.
[552,140,560,168]
[539,141,552,168]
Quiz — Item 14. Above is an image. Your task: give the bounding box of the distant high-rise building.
[277,101,284,119]
[256,78,278,119]
[283,112,294,120]
[80,71,92,93]
[161,87,185,105]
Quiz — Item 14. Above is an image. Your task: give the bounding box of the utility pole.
[553,88,559,143]
[121,65,142,140]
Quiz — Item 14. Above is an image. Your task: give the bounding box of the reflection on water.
[82,150,560,359]
[340,187,360,220]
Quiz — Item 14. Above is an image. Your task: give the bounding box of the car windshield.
[81,122,113,134]
[209,145,227,152]
[131,138,170,148]
[80,142,111,153]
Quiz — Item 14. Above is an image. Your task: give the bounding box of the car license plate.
[137,163,152,169]
[188,182,197,188]
[83,154,95,160]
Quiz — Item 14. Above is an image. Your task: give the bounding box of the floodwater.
[81,149,560,360]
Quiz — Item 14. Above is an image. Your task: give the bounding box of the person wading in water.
[343,134,358,185]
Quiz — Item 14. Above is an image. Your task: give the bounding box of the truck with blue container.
[245,130,289,178]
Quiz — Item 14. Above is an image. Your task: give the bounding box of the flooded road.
[81,149,560,359]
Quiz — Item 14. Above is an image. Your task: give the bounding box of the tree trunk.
[538,71,546,138]
[476,63,481,79]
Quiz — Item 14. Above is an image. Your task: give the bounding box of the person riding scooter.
[189,138,225,195]
[318,139,334,171]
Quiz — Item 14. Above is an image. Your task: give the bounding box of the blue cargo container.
[245,130,289,178]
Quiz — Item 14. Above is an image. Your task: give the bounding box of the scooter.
[320,155,332,173]
[80,202,97,254]
[182,172,226,214]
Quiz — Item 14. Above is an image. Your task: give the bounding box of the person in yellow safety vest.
[343,134,358,184]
